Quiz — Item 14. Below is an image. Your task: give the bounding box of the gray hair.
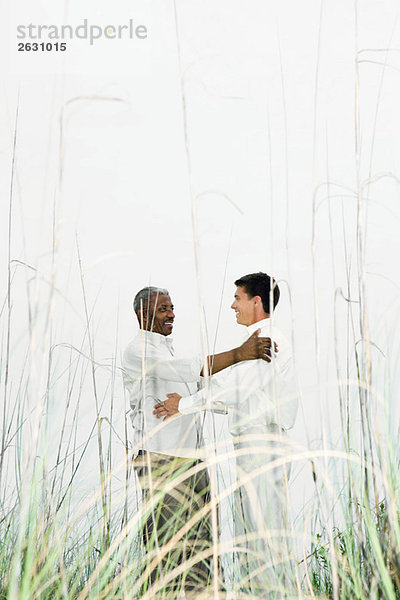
[133,286,169,314]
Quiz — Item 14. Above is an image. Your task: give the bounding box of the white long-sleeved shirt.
[179,319,298,436]
[122,329,204,458]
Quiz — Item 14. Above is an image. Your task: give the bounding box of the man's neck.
[140,328,170,339]
[249,314,270,326]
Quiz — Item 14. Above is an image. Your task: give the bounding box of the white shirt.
[179,319,298,435]
[122,329,204,458]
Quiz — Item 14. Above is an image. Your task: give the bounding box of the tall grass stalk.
[0,95,19,498]
[172,0,221,596]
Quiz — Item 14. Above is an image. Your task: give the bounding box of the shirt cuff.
[179,394,203,415]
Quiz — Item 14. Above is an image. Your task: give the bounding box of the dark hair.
[234,272,280,314]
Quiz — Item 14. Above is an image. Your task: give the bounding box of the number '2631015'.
[18,42,67,51]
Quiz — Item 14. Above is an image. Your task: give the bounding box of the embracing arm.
[124,330,277,384]
[202,329,277,375]
[153,376,229,420]
[153,348,281,421]
[153,360,267,419]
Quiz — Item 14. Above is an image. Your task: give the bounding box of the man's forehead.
[235,286,252,301]
[151,293,172,306]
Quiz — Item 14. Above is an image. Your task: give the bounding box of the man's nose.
[230,302,235,310]
[168,309,175,319]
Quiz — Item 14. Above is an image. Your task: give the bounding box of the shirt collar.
[246,318,271,337]
[138,329,174,348]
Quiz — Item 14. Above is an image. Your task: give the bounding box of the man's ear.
[254,295,263,306]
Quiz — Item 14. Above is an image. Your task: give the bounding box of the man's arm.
[202,329,277,376]
[154,344,281,421]
[153,364,261,420]
[153,382,228,420]
[124,330,277,384]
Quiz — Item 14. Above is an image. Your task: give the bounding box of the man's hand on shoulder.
[153,393,182,421]
[239,329,278,363]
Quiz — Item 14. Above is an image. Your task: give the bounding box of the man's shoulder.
[123,332,169,366]
[258,323,287,342]
[258,324,292,362]
[122,334,143,364]
[124,333,142,350]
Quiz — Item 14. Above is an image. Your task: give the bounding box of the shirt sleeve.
[228,355,298,430]
[179,374,229,415]
[179,354,298,429]
[179,359,274,415]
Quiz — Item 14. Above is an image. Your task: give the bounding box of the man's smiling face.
[144,293,175,336]
[231,285,256,326]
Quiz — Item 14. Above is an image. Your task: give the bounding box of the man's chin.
[236,318,248,327]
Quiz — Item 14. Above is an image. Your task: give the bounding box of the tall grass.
[1,2,400,599]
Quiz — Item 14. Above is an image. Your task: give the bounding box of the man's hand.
[238,329,278,363]
[153,393,182,421]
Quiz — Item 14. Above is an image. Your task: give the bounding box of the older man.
[154,273,298,596]
[122,285,276,596]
